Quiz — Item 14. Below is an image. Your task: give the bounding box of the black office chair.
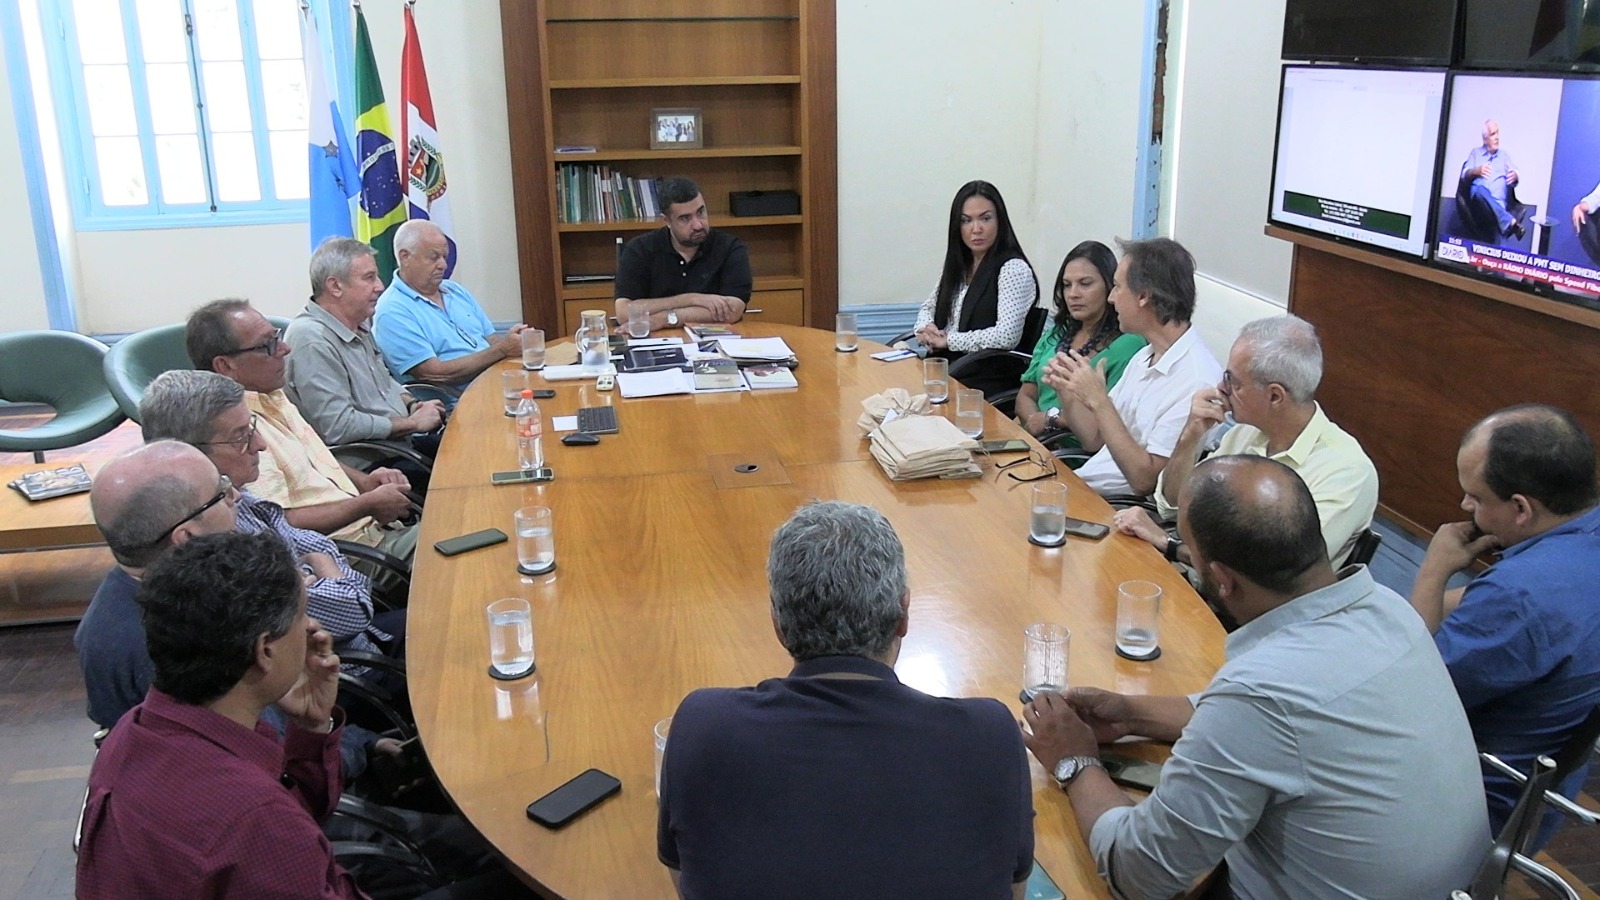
[332,440,435,479]
[1452,755,1576,900]
[1479,706,1600,837]
[334,540,413,613]
[1345,527,1382,567]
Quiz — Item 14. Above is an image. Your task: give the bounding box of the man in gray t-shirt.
[1023,456,1488,900]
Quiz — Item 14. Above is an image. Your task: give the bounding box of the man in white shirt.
[1113,314,1379,566]
[1044,238,1221,497]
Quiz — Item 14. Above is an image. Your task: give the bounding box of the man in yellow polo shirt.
[186,298,418,559]
[1114,314,1377,568]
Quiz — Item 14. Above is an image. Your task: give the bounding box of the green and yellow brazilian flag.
[353,7,406,282]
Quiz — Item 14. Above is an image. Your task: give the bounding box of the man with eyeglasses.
[75,439,393,779]
[139,371,405,678]
[1112,315,1378,568]
[187,297,418,559]
[373,219,530,388]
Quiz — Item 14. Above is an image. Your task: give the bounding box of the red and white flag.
[401,2,456,275]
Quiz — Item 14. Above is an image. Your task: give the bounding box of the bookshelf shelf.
[502,0,837,335]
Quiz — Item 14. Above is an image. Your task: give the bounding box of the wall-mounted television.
[1282,0,1460,65]
[1431,71,1600,311]
[1268,65,1448,259]
[1460,0,1600,71]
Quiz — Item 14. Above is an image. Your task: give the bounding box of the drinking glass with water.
[486,597,535,679]
[515,505,556,575]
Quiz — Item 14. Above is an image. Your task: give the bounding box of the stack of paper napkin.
[856,388,935,436]
[868,415,981,481]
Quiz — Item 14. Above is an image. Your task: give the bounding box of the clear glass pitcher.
[576,309,610,373]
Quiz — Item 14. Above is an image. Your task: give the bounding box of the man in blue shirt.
[657,501,1034,899]
[373,220,528,388]
[1459,118,1525,240]
[1411,403,1600,846]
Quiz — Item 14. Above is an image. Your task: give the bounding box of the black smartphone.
[492,468,555,485]
[526,768,621,829]
[1101,752,1163,792]
[1063,517,1111,540]
[979,439,1031,454]
[532,389,556,399]
[433,528,509,556]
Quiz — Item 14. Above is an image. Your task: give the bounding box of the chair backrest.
[0,330,114,410]
[1345,527,1383,567]
[1460,755,1560,899]
[102,324,191,421]
[1015,303,1049,354]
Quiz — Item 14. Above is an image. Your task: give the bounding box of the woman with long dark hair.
[1014,240,1145,439]
[912,181,1039,367]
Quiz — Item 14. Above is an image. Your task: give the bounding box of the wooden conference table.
[408,324,1225,899]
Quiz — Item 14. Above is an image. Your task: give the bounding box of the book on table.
[743,365,798,390]
[683,323,738,341]
[693,358,743,391]
[622,346,690,373]
[8,463,92,501]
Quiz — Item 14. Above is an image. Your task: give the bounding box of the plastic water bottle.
[515,389,543,470]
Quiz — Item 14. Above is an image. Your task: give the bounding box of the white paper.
[552,415,579,432]
[871,349,916,362]
[626,337,682,347]
[715,337,794,360]
[540,363,618,381]
[617,370,695,398]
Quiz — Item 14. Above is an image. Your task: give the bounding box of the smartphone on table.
[526,768,621,829]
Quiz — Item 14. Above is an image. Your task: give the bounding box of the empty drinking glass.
[654,716,672,798]
[1022,623,1070,703]
[955,388,984,439]
[1116,581,1163,660]
[835,312,859,352]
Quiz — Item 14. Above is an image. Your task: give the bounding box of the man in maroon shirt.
[76,531,364,899]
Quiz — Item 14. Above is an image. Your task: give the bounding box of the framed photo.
[650,108,703,149]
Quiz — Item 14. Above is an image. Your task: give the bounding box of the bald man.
[1022,456,1486,900]
[373,220,528,388]
[74,440,390,777]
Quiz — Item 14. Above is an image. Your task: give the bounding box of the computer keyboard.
[576,406,619,435]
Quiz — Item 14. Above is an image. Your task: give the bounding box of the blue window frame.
[38,0,347,230]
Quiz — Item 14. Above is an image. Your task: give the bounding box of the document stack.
[868,415,982,481]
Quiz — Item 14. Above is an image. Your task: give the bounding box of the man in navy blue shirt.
[614,177,751,333]
[1411,404,1600,846]
[657,501,1034,899]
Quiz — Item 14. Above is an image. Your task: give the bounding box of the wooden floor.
[0,412,1597,898]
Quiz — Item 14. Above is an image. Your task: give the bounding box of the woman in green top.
[1015,240,1146,442]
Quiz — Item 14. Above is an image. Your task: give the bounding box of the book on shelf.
[8,463,92,501]
[743,365,799,390]
[554,145,597,154]
[555,163,661,224]
[563,273,613,284]
[692,357,742,391]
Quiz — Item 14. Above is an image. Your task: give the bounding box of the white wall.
[0,28,52,332]
[836,0,1146,307]
[1163,0,1291,361]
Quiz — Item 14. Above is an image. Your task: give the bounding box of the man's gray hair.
[310,238,377,300]
[1237,314,1322,403]
[140,370,246,446]
[768,501,907,661]
[1116,237,1197,325]
[393,219,441,257]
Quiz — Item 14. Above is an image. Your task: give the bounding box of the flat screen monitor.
[1461,0,1600,71]
[1431,71,1600,310]
[1282,0,1459,65]
[1268,65,1448,258]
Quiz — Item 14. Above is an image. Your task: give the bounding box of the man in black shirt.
[614,176,751,332]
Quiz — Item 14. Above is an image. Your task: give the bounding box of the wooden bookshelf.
[501,0,838,336]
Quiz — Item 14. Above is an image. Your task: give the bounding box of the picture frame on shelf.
[650,108,703,150]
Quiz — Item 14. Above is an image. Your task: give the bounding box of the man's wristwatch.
[665,310,679,327]
[1052,755,1105,788]
[1164,535,1184,562]
[1045,407,1061,431]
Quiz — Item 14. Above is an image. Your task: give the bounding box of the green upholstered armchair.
[0,330,125,462]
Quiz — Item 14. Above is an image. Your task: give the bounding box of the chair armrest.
[988,388,1021,419]
[338,670,415,741]
[330,841,445,888]
[333,540,411,613]
[340,649,408,678]
[1047,444,1093,463]
[334,795,428,858]
[334,440,434,474]
[1482,752,1600,826]
[403,383,460,406]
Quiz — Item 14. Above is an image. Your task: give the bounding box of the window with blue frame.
[41,0,315,228]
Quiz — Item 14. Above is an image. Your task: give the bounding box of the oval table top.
[407,323,1224,899]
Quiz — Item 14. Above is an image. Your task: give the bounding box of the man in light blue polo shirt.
[373,220,528,389]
